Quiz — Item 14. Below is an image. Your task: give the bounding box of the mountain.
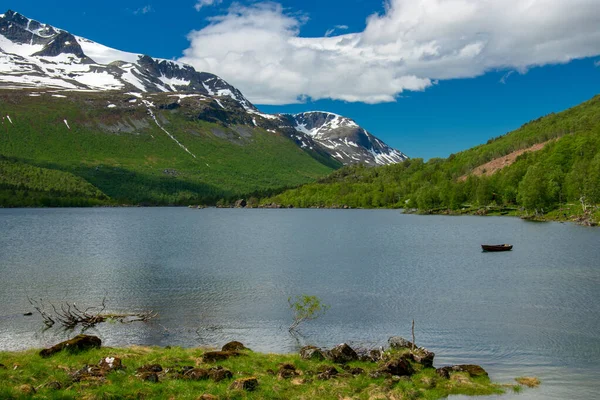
[268,95,600,224]
[0,10,406,167]
[285,112,407,165]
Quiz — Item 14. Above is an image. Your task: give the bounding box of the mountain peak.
[0,10,407,166]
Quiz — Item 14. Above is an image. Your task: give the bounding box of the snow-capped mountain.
[0,10,255,110]
[0,10,407,166]
[286,112,407,165]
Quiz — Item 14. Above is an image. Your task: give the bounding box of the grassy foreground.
[0,345,512,400]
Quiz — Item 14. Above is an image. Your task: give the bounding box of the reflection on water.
[0,208,599,399]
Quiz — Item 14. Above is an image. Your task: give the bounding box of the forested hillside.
[0,90,337,207]
[268,95,600,221]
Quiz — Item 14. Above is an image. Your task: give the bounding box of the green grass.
[0,90,337,206]
[0,346,506,400]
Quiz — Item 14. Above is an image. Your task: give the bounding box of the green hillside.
[0,89,338,206]
[268,95,600,223]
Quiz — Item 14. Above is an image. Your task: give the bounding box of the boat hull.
[481,244,513,252]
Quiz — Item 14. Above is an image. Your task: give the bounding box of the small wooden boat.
[481,244,513,252]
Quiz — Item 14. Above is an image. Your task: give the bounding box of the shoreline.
[2,203,597,226]
[0,335,532,399]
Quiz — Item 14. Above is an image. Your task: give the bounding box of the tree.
[288,295,329,332]
[518,165,550,212]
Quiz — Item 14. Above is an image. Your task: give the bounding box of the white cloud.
[325,25,349,37]
[133,5,154,15]
[195,0,222,11]
[500,70,514,84]
[180,0,600,105]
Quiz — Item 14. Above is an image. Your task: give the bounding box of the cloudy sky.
[11,0,600,159]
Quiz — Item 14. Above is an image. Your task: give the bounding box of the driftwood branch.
[27,296,156,331]
[412,319,416,351]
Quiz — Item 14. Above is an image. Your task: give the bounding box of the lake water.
[0,208,599,399]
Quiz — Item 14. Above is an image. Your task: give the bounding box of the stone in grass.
[140,372,159,383]
[199,395,218,400]
[316,365,339,380]
[327,343,358,364]
[221,341,247,352]
[71,365,106,382]
[435,366,452,379]
[436,364,488,379]
[136,364,163,373]
[229,377,259,391]
[39,334,101,358]
[0,363,6,369]
[208,366,233,382]
[202,351,240,362]
[277,363,299,379]
[452,364,488,378]
[299,345,325,361]
[184,368,209,381]
[379,358,414,377]
[99,356,124,372]
[342,365,364,376]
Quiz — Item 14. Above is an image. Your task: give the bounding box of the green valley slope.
[0,89,339,206]
[268,95,600,223]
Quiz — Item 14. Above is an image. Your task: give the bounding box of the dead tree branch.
[26,296,157,331]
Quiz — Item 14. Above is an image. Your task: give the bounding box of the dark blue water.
[0,208,598,399]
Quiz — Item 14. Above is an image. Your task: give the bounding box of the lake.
[0,208,599,399]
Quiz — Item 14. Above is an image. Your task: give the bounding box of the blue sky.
[7,0,600,160]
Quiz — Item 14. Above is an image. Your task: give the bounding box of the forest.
[268,95,600,221]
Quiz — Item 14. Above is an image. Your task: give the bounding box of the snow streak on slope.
[142,100,197,160]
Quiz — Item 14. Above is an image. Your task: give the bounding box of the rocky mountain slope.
[0,9,407,167]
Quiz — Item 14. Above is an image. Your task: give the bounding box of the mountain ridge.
[0,9,407,167]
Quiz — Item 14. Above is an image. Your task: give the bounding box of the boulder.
[230,377,258,391]
[234,199,247,208]
[39,334,101,357]
[327,343,358,363]
[202,350,240,362]
[388,336,415,350]
[357,348,383,362]
[221,341,246,352]
[379,358,414,377]
[184,368,209,381]
[208,366,233,382]
[436,366,452,379]
[299,345,325,361]
[409,349,435,368]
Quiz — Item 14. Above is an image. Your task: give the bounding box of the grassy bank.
[0,344,519,400]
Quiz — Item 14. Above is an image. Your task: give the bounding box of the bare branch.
[26,297,156,331]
